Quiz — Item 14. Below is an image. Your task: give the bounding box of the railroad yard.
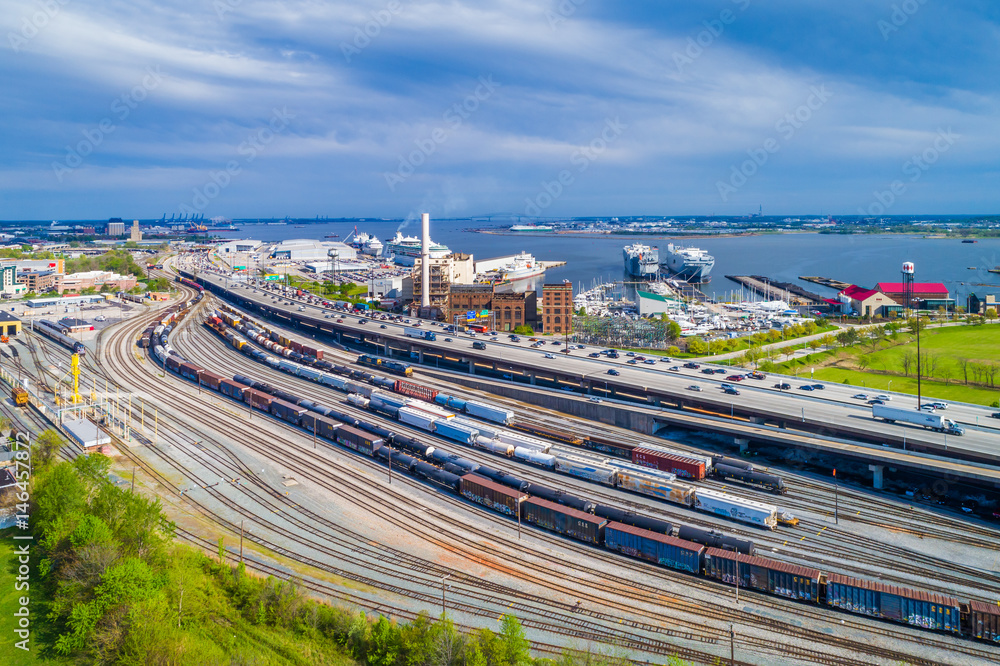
[2,257,999,665]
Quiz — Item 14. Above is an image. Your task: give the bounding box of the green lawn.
[768,323,1000,406]
[0,531,66,666]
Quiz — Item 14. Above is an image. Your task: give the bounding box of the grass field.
[770,323,1000,406]
[0,531,62,666]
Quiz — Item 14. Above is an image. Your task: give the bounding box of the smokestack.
[420,212,431,308]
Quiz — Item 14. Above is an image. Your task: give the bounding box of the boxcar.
[521,497,607,546]
[714,464,786,494]
[336,425,383,457]
[199,370,225,391]
[460,474,524,517]
[969,599,1000,642]
[219,379,249,401]
[302,412,341,441]
[676,525,755,556]
[825,573,962,634]
[632,447,706,480]
[270,398,307,426]
[178,362,203,382]
[165,355,182,373]
[582,435,635,460]
[243,388,273,411]
[704,548,821,602]
[605,522,704,574]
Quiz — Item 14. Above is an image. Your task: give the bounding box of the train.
[356,354,413,377]
[175,275,205,293]
[150,342,998,643]
[33,319,86,356]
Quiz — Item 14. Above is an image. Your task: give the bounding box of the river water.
[234,219,1000,304]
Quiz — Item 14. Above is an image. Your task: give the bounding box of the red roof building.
[837,285,899,318]
[876,282,949,301]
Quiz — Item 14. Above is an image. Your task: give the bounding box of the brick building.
[447,284,494,326]
[541,282,573,334]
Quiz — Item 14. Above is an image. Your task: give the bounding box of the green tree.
[666,345,681,356]
[686,337,708,355]
[34,428,64,465]
[498,614,531,666]
[368,615,400,666]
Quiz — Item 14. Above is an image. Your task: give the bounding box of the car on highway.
[701,368,715,375]
[920,404,937,412]
[713,368,727,374]
[589,397,602,403]
[867,398,885,405]
[627,359,638,364]
[799,385,815,391]
[607,369,620,375]
[720,383,733,390]
[561,348,571,353]
[544,353,555,359]
[491,337,499,341]
[852,393,868,400]
[626,351,636,357]
[380,324,387,329]
[644,359,656,365]
[726,375,744,382]
[774,382,791,390]
[991,412,1000,419]
[928,402,948,410]
[810,384,824,390]
[659,357,670,362]
[358,318,367,324]
[683,362,700,369]
[687,385,703,391]
[337,318,343,323]
[324,314,331,318]
[444,337,452,342]
[588,352,601,357]
[749,371,766,380]
[576,345,585,349]
[634,355,646,361]
[510,336,521,342]
[723,386,740,395]
[875,394,891,401]
[668,366,680,371]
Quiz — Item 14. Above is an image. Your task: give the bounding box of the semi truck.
[872,404,964,435]
[404,327,437,341]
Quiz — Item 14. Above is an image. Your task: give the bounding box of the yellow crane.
[54,353,83,405]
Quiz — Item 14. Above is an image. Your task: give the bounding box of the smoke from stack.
[421,213,430,308]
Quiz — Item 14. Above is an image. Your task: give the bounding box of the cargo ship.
[661,243,715,283]
[479,252,545,284]
[623,243,659,278]
[509,224,553,233]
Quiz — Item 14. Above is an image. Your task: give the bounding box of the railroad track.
[163,311,996,664]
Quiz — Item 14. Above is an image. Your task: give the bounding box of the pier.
[799,275,852,291]
[724,275,825,305]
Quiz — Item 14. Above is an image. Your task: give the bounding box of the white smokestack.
[420,212,431,308]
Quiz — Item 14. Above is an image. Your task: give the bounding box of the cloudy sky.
[2,0,998,220]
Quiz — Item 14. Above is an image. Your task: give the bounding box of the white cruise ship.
[382,231,451,265]
[661,243,714,282]
[353,232,383,256]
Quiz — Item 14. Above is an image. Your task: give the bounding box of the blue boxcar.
[826,573,962,634]
[604,522,703,574]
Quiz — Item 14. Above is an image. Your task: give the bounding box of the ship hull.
[623,245,659,278]
[662,254,714,282]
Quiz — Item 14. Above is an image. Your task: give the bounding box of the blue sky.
[2,0,998,220]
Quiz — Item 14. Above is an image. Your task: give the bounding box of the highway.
[191,268,1000,467]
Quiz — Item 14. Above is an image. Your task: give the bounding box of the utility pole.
[388,438,392,485]
[735,550,739,605]
[833,468,839,524]
[730,624,735,666]
[130,467,135,492]
[440,573,452,617]
[240,520,244,563]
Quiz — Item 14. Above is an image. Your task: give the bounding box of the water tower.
[901,261,915,316]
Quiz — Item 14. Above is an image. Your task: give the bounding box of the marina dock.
[724,275,825,305]
[799,275,852,291]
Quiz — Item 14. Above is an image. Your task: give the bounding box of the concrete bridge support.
[869,464,885,490]
[735,438,750,454]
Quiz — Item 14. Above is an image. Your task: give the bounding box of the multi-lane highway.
[191,268,1000,469]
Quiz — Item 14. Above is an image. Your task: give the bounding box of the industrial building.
[542,282,573,334]
[412,253,476,318]
[106,219,126,236]
[216,239,263,256]
[0,311,22,336]
[269,239,356,262]
[636,290,682,317]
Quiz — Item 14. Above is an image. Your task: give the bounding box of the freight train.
[356,354,413,377]
[148,342,998,643]
[33,319,86,356]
